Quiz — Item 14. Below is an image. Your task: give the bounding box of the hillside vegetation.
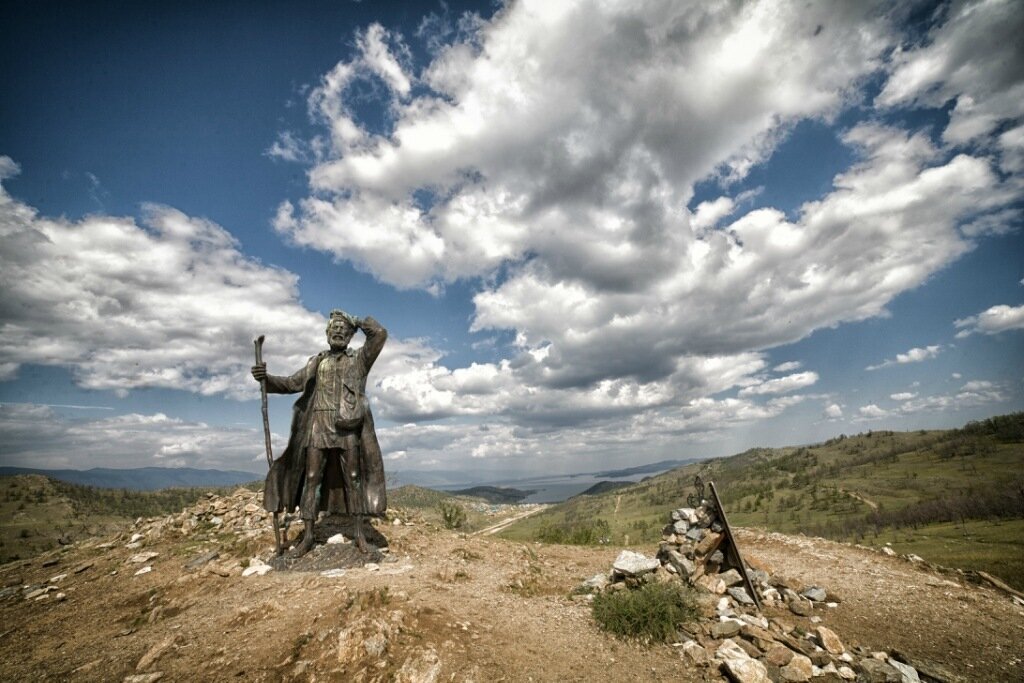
[0,475,258,563]
[501,413,1024,588]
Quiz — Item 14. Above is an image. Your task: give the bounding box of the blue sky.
[1,0,1021,481]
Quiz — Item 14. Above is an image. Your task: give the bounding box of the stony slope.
[1,489,1022,681]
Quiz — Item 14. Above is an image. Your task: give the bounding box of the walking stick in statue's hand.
[253,335,273,469]
[254,335,284,554]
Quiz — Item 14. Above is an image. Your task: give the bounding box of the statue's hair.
[326,309,357,333]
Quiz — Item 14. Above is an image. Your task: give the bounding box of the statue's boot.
[291,520,315,557]
[354,515,368,553]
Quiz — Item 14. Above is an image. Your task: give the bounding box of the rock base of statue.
[268,513,389,572]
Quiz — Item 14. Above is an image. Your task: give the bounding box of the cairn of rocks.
[583,496,941,683]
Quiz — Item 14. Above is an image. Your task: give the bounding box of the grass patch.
[868,518,1024,590]
[535,518,611,545]
[592,582,700,643]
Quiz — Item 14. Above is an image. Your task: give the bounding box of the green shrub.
[437,500,467,530]
[592,582,699,643]
[535,518,611,545]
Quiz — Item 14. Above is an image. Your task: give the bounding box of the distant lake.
[440,470,670,504]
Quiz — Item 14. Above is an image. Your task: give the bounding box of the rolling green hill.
[500,413,1024,588]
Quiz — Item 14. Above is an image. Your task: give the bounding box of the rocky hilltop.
[1,488,1021,682]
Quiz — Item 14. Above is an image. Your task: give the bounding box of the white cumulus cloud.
[866,345,943,371]
[954,304,1024,338]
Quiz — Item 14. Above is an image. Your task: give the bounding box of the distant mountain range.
[391,458,699,488]
[0,456,698,494]
[584,458,699,478]
[0,466,262,490]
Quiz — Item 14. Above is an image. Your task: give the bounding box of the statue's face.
[326,318,355,350]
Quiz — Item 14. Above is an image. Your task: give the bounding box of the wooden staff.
[253,335,273,468]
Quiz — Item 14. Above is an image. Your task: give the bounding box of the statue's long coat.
[262,321,387,517]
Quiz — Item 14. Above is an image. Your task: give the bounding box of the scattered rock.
[816,626,844,655]
[134,566,152,577]
[128,552,159,564]
[136,636,177,671]
[583,573,609,592]
[711,620,743,639]
[695,574,726,594]
[716,639,770,683]
[764,643,795,667]
[779,653,813,682]
[612,550,660,577]
[695,531,723,556]
[788,598,813,616]
[728,586,755,605]
[123,674,164,683]
[681,639,710,665]
[393,646,441,683]
[241,558,272,577]
[887,658,920,682]
[859,658,903,683]
[881,546,896,556]
[801,586,827,602]
[718,568,743,586]
[184,551,219,571]
[327,533,348,545]
[72,561,94,574]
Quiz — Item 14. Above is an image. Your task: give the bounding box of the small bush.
[438,500,467,530]
[535,518,611,545]
[592,582,699,643]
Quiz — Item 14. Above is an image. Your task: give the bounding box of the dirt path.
[1,520,1021,682]
[839,488,879,510]
[473,505,547,536]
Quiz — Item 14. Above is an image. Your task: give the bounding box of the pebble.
[326,533,348,545]
[129,552,159,564]
[321,569,347,578]
[134,566,152,576]
[241,558,273,577]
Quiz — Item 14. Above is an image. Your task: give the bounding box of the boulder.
[612,550,659,577]
[663,549,695,577]
[888,659,920,682]
[816,626,844,654]
[716,640,770,683]
[779,654,813,682]
[788,599,813,617]
[718,569,744,586]
[710,620,742,639]
[728,587,755,605]
[859,658,903,683]
[695,532,723,556]
[801,586,827,602]
[680,639,710,665]
[695,574,726,595]
[764,643,795,667]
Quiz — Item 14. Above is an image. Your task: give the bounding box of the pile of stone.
[129,488,269,543]
[584,496,941,683]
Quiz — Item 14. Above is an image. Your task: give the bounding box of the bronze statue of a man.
[252,310,388,556]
